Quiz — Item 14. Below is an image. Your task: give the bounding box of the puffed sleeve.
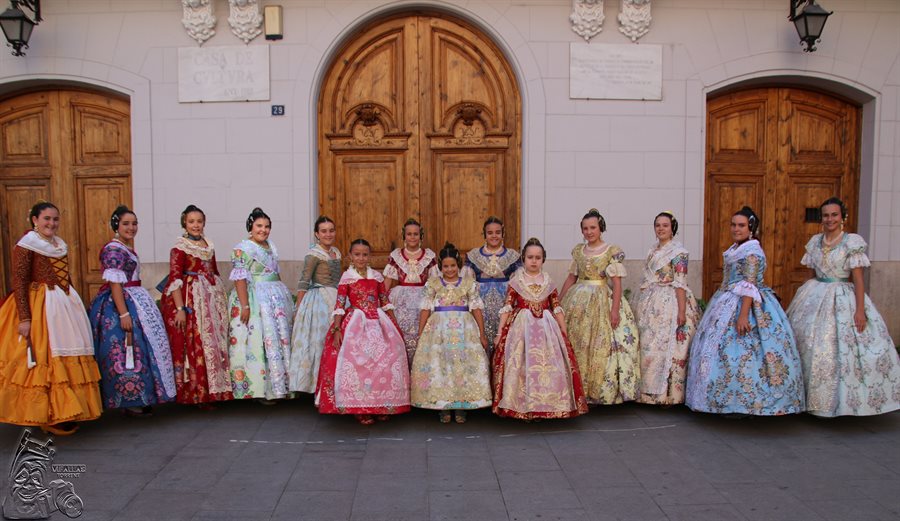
[549,289,564,315]
[382,258,399,281]
[844,234,871,270]
[100,244,129,284]
[419,279,437,311]
[296,254,319,291]
[460,260,475,281]
[165,247,186,296]
[568,259,578,276]
[800,236,818,268]
[229,247,251,282]
[378,280,395,311]
[498,284,516,314]
[12,246,33,321]
[731,254,762,303]
[671,252,689,290]
[605,247,628,278]
[333,282,349,316]
[467,280,485,311]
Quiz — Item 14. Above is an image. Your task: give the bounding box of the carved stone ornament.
[618,0,652,42]
[228,0,263,44]
[182,0,216,46]
[570,0,605,42]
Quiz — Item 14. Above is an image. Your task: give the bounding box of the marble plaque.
[178,45,270,102]
[570,43,662,100]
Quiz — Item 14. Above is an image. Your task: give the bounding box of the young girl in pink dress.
[316,239,411,425]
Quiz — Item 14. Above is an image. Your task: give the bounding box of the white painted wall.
[0,0,898,268]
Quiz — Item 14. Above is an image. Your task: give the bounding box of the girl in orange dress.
[0,202,102,435]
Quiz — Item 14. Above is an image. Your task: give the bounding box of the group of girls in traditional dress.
[1,197,898,434]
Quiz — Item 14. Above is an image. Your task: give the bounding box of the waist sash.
[816,276,849,283]
[434,305,469,312]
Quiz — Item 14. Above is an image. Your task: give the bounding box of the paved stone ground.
[1,398,898,521]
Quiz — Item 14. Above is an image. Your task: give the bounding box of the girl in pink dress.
[316,239,411,425]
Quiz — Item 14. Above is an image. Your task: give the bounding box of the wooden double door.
[0,89,132,301]
[318,12,522,266]
[704,87,860,304]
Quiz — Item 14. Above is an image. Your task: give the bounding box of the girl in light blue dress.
[787,197,900,417]
[289,216,342,393]
[686,206,805,416]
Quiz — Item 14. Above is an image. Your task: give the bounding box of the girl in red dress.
[161,205,232,406]
[316,239,410,425]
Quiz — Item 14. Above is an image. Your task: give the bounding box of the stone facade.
[0,0,898,337]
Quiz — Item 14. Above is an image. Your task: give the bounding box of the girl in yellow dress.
[0,202,102,435]
[560,209,640,405]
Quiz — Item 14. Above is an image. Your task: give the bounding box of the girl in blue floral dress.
[686,206,805,415]
[89,206,176,416]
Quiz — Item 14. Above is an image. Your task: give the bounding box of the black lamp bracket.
[789,0,812,20]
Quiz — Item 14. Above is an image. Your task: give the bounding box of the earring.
[840,221,845,231]
[115,231,120,238]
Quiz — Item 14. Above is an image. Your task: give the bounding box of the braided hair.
[438,242,461,266]
[654,211,679,236]
[521,237,546,260]
[581,208,607,232]
[820,197,848,220]
[180,204,205,229]
[29,201,58,227]
[733,206,760,238]
[110,205,136,232]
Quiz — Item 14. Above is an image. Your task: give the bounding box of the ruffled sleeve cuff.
[606,262,627,278]
[229,267,251,282]
[382,303,396,311]
[553,306,564,315]
[671,276,689,291]
[419,300,434,311]
[382,263,398,280]
[469,299,485,311]
[845,252,871,270]
[165,278,184,296]
[800,253,813,268]
[332,308,346,316]
[499,304,513,314]
[567,259,578,276]
[102,268,128,284]
[730,280,761,303]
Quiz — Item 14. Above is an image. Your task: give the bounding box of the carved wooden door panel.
[318,13,521,266]
[704,87,859,304]
[0,89,132,300]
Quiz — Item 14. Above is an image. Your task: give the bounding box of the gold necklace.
[36,232,58,247]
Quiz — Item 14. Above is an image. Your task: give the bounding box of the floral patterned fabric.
[161,237,233,404]
[289,245,341,393]
[227,240,294,400]
[561,244,640,404]
[462,246,521,349]
[89,242,176,409]
[787,233,900,417]
[686,240,805,415]
[492,269,588,420]
[315,268,410,415]
[635,241,701,405]
[410,277,491,410]
[383,248,438,363]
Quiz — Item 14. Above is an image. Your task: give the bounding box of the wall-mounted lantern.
[789,0,832,52]
[264,5,282,41]
[0,0,41,56]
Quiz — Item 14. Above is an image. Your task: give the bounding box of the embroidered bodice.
[801,233,870,279]
[569,244,627,281]
[463,246,521,281]
[383,248,437,286]
[100,241,141,285]
[719,239,769,302]
[640,241,689,290]
[501,269,562,319]
[334,267,393,320]
[12,231,73,321]
[297,245,342,291]
[166,236,221,294]
[229,239,282,283]
[420,276,484,311]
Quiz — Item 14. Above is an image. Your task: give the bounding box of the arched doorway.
[317,11,522,266]
[0,88,132,301]
[704,86,861,303]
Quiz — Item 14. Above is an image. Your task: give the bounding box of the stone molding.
[181,0,216,46]
[228,0,263,44]
[617,0,651,42]
[570,0,605,42]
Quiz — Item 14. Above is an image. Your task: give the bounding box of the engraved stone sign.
[569,43,662,100]
[178,45,270,102]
